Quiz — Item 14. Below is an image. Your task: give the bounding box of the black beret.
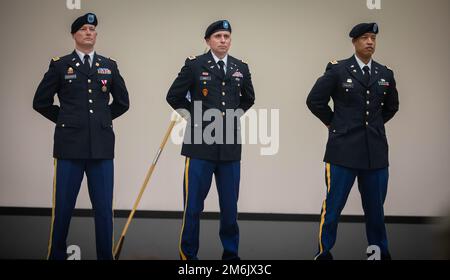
[349,22,379,39]
[204,20,232,39]
[71,13,98,34]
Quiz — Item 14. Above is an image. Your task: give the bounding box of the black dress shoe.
[381,253,392,260]
[315,252,334,260]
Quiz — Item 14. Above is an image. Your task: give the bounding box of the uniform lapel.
[224,56,236,81]
[202,51,224,80]
[89,52,99,77]
[368,61,381,87]
[345,56,366,86]
[68,50,89,77]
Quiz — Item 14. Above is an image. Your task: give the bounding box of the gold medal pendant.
[100,79,108,93]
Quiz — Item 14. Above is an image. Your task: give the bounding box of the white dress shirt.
[354,54,372,75]
[75,49,95,68]
[211,51,228,74]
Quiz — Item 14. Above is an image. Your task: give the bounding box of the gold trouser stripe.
[326,163,331,193]
[316,163,331,259]
[179,157,190,261]
[47,159,57,260]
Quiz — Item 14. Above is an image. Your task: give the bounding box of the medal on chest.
[101,80,108,92]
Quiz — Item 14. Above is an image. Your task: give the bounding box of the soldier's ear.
[205,38,211,49]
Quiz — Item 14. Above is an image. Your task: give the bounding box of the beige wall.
[0,0,448,216]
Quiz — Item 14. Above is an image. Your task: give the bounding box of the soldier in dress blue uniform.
[166,20,255,260]
[33,13,129,260]
[307,23,399,260]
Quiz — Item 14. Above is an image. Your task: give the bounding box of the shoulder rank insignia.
[109,57,116,62]
[52,57,60,62]
[386,65,393,71]
[330,60,338,65]
[188,55,197,60]
[241,59,248,65]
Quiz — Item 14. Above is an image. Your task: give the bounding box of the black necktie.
[83,54,91,71]
[363,65,370,85]
[217,60,226,78]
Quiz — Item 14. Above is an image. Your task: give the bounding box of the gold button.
[381,103,384,106]
[62,124,65,128]
[384,92,387,95]
[89,110,94,114]
[366,101,370,105]
[203,81,207,85]
[88,79,91,83]
[222,92,226,96]
[346,89,349,92]
[366,122,369,126]
[367,90,370,94]
[88,89,92,93]
[222,112,225,116]
[222,102,226,106]
[89,99,93,103]
[222,82,226,86]
[366,111,370,115]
